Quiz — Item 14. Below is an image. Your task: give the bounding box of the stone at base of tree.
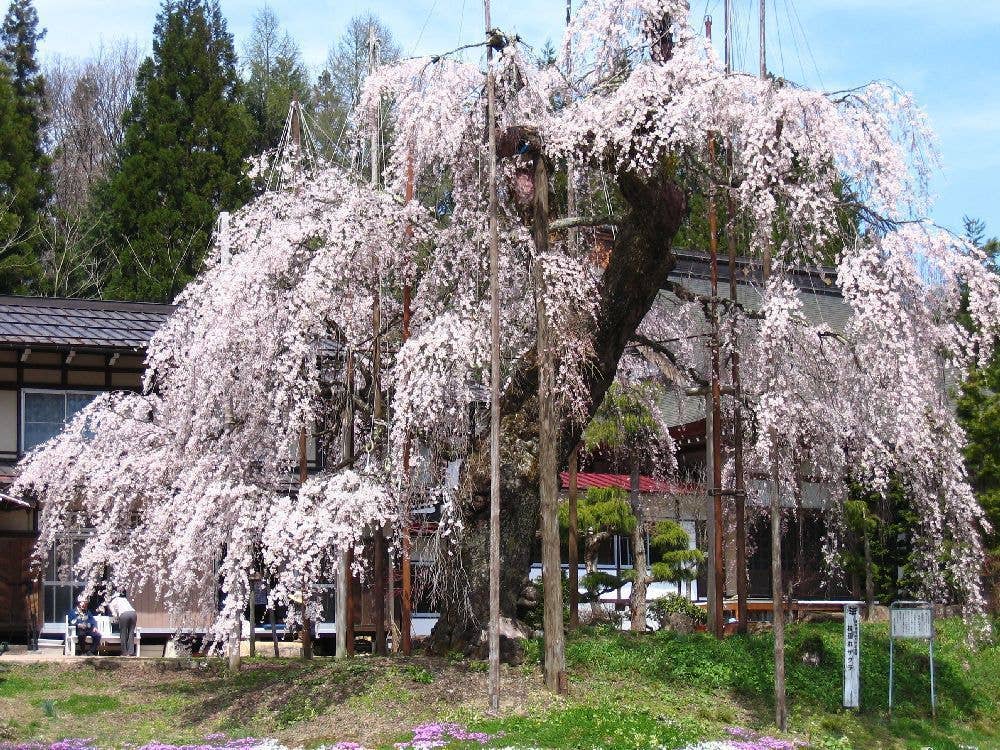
[797,611,840,624]
[868,605,890,622]
[748,621,772,635]
[424,616,530,665]
[934,604,964,619]
[578,605,623,628]
[661,612,696,635]
[800,650,821,667]
[153,659,189,673]
[516,582,539,612]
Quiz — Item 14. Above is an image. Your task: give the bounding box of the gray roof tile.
[657,250,851,428]
[0,296,174,350]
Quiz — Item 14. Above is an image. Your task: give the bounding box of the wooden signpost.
[843,601,862,709]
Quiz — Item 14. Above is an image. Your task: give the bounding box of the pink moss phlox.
[394,722,493,749]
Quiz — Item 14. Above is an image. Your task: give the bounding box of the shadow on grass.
[142,656,456,735]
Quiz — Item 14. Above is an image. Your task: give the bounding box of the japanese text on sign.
[891,607,932,639]
[843,603,861,708]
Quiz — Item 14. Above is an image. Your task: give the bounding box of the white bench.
[64,615,141,656]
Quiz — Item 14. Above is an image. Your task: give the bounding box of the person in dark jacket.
[69,600,101,655]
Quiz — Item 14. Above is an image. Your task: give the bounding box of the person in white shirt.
[108,591,137,656]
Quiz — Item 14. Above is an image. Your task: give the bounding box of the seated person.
[68,600,101,655]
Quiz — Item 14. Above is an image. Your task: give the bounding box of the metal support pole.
[888,634,894,717]
[929,635,936,719]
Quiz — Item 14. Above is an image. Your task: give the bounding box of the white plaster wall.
[0,389,17,454]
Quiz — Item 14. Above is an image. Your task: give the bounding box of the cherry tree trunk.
[427,167,686,658]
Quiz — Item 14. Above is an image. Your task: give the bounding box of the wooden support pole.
[374,530,386,655]
[229,618,242,671]
[758,132,786,727]
[704,15,725,641]
[770,459,787,730]
[704,394,717,631]
[759,0,766,80]
[723,0,748,638]
[708,136,725,640]
[401,510,412,656]
[400,159,415,657]
[568,444,580,629]
[727,191,748,633]
[564,0,579,635]
[249,578,256,658]
[388,544,397,651]
[346,546,356,656]
[369,28,388,657]
[270,603,279,657]
[533,152,567,693]
[336,548,349,658]
[289,90,314,661]
[794,472,804,615]
[394,152,416,655]
[299,428,313,660]
[337,349,356,659]
[484,0,502,714]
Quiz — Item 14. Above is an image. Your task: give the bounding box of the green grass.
[0,619,997,748]
[535,619,1000,749]
[0,666,61,697]
[472,703,711,750]
[32,694,122,716]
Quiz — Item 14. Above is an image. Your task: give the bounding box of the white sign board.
[843,603,861,708]
[891,607,933,639]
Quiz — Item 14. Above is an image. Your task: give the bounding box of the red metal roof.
[559,472,700,494]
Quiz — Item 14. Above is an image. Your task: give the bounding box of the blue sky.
[33,0,1000,239]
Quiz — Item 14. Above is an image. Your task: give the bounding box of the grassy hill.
[0,618,997,749]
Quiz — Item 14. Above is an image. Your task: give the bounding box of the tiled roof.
[559,471,700,495]
[0,467,33,506]
[666,250,850,332]
[670,249,840,297]
[652,250,851,430]
[0,296,174,350]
